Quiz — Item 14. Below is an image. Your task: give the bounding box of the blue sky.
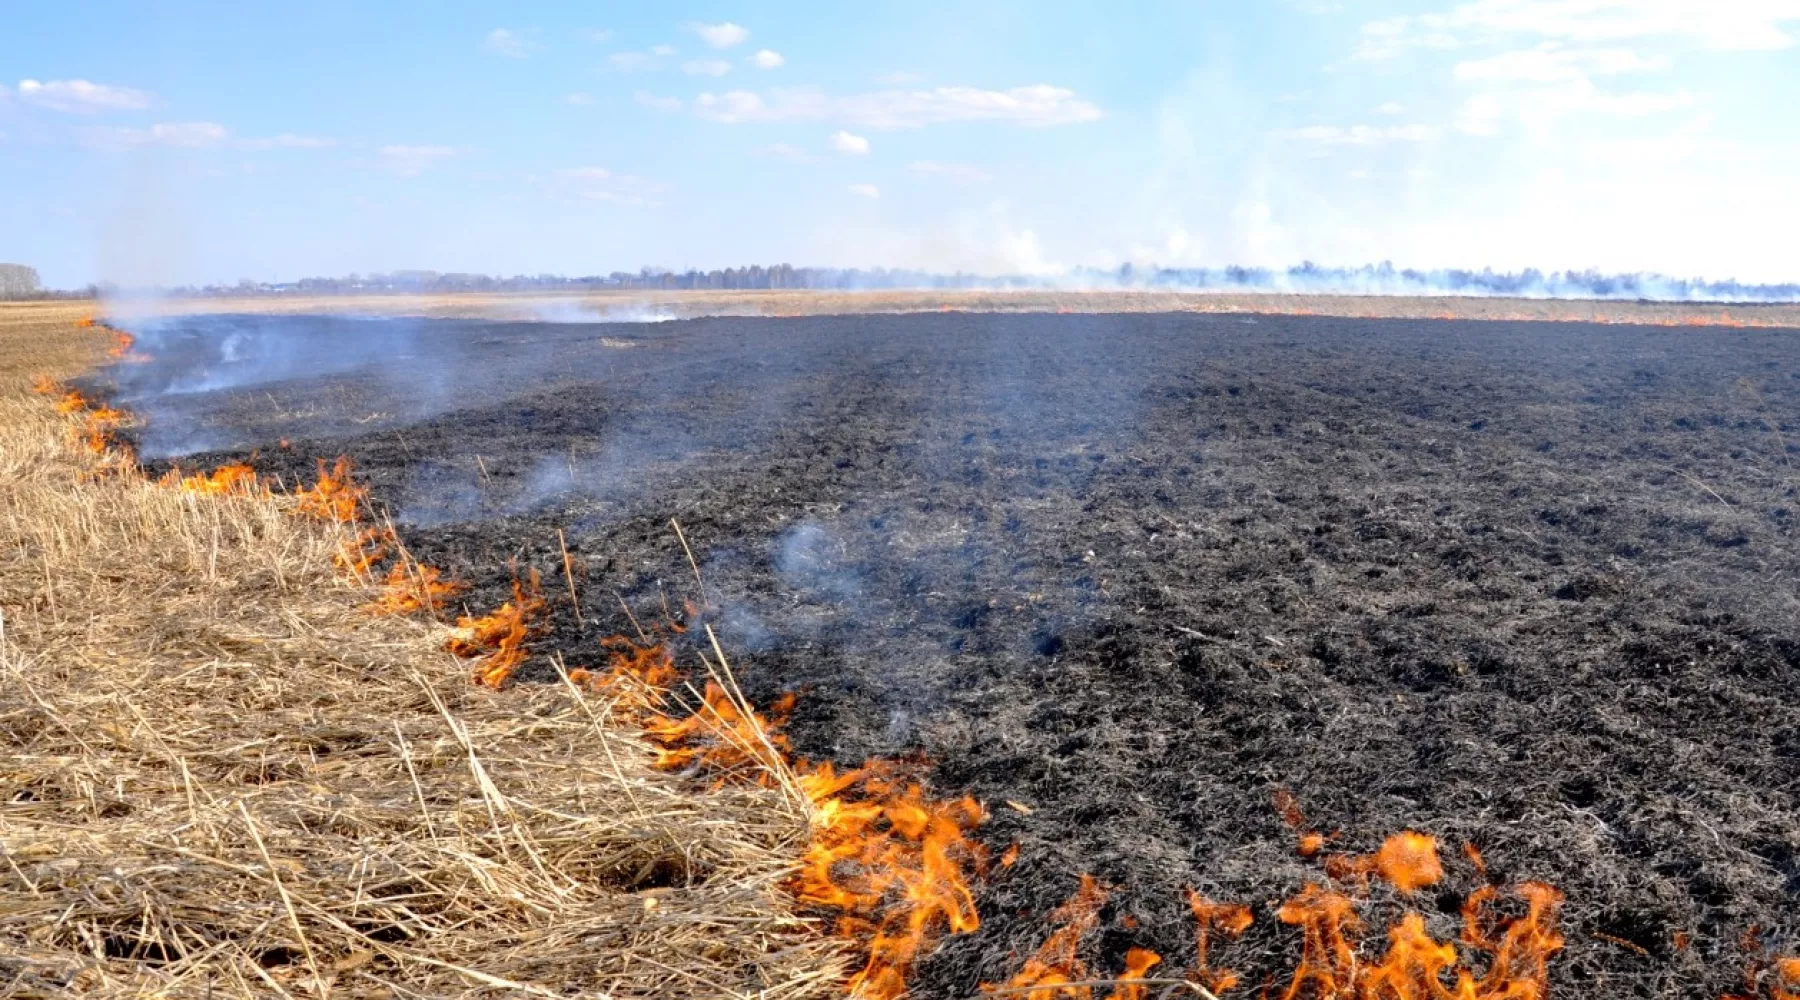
[3,1,1798,288]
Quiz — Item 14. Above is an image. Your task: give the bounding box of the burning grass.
[0,308,843,998]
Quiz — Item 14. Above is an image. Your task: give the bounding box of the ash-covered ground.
[99,310,1799,997]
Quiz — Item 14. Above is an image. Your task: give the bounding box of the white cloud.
[751,49,785,69]
[565,92,594,106]
[376,144,455,176]
[484,28,536,58]
[682,59,732,77]
[236,133,337,151]
[1355,0,1800,59]
[651,44,676,57]
[634,91,683,113]
[1455,42,1668,83]
[554,166,671,204]
[848,183,881,199]
[17,78,153,114]
[693,84,1102,128]
[873,71,925,85]
[583,28,614,43]
[908,160,993,183]
[1375,101,1407,114]
[610,51,661,72]
[1454,79,1694,134]
[690,21,750,49]
[79,121,228,150]
[1275,123,1440,144]
[831,129,870,154]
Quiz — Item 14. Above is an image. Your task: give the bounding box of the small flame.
[30,373,58,396]
[294,456,368,523]
[364,561,468,616]
[982,873,1107,1000]
[447,570,545,688]
[1187,890,1253,994]
[1325,831,1444,894]
[162,463,263,496]
[333,524,396,577]
[593,637,987,999]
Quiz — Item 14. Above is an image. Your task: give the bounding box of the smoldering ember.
[23,296,1781,999]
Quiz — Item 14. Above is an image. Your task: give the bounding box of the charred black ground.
[100,310,1798,998]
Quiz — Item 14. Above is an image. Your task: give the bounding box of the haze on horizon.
[3,1,1798,290]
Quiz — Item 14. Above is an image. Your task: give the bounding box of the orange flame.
[795,760,985,998]
[447,570,545,688]
[569,637,680,713]
[294,456,367,523]
[982,873,1107,1000]
[644,681,797,777]
[364,561,468,616]
[1325,831,1444,894]
[1110,947,1163,1000]
[600,639,987,999]
[1187,890,1254,994]
[333,524,396,577]
[162,462,264,496]
[30,373,58,396]
[76,317,97,328]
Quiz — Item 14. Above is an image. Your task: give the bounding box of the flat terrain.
[89,307,1800,997]
[108,287,1800,327]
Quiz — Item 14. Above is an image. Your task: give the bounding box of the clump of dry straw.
[0,304,844,998]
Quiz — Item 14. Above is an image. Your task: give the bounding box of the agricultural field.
[63,300,1800,997]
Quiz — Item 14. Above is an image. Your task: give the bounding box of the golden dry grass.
[0,303,844,998]
[99,288,1800,327]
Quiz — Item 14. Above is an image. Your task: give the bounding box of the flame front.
[448,570,546,688]
[294,456,368,522]
[581,635,988,999]
[364,561,469,616]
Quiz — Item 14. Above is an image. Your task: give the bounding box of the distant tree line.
[40,260,1800,303]
[0,264,44,300]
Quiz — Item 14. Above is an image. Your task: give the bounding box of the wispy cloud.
[682,59,731,77]
[693,84,1102,128]
[236,133,337,151]
[652,44,676,57]
[583,28,614,43]
[1355,0,1800,60]
[634,91,683,113]
[908,160,992,183]
[554,166,671,204]
[689,21,750,49]
[1276,123,1439,145]
[831,130,870,154]
[565,92,594,106]
[847,182,881,199]
[17,78,153,114]
[484,28,537,58]
[873,71,924,85]
[376,144,456,176]
[751,49,785,69]
[1454,80,1694,134]
[1455,43,1668,83]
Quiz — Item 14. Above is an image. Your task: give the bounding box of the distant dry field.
[97,288,1800,326]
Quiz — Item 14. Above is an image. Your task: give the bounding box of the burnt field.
[98,309,1798,997]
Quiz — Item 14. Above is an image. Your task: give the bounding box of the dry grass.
[96,289,1800,327]
[0,304,844,998]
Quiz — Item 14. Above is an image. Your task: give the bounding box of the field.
[20,295,1800,997]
